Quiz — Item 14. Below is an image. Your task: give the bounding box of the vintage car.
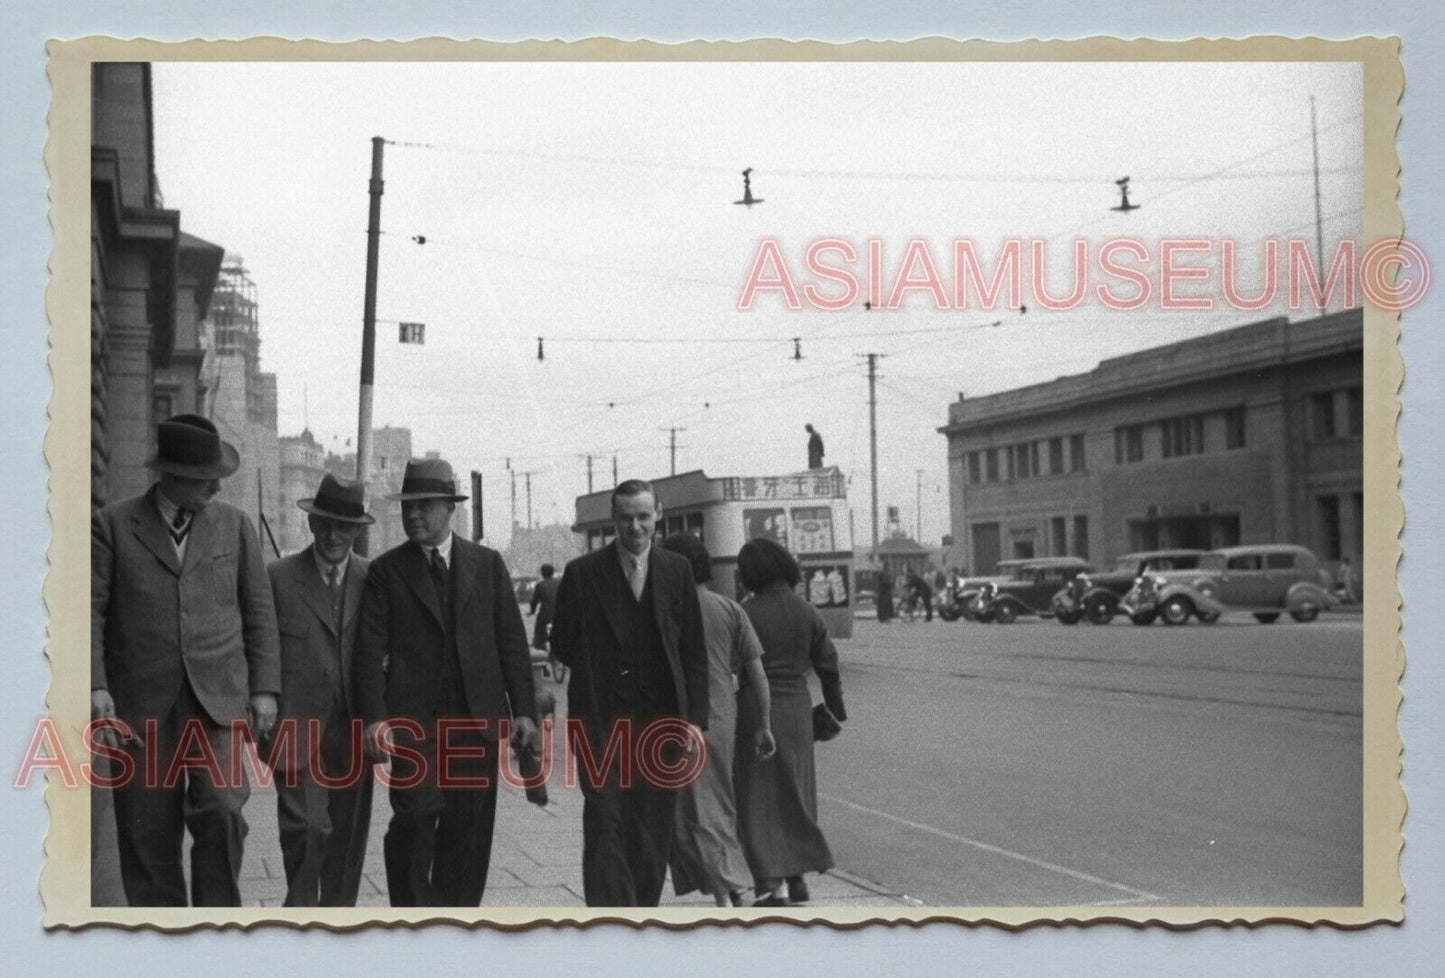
[1052,549,1207,625]
[974,557,1095,624]
[954,558,1033,621]
[1123,543,1334,625]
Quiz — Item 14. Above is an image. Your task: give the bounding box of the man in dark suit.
[528,562,562,679]
[266,473,374,906]
[354,458,541,906]
[550,478,708,906]
[91,413,280,906]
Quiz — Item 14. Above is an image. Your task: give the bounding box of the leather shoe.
[787,876,810,904]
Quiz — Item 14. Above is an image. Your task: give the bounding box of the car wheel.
[1130,611,1157,626]
[1253,612,1280,624]
[1085,595,1116,625]
[1290,604,1319,623]
[1161,595,1193,626]
[975,609,995,624]
[939,606,960,622]
[994,603,1018,624]
[1057,610,1079,625]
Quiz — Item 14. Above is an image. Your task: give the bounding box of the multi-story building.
[207,254,281,548]
[277,428,327,555]
[939,309,1363,581]
[90,63,223,509]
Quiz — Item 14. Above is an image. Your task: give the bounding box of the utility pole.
[470,470,484,542]
[1310,96,1325,282]
[612,454,619,488]
[585,454,594,494]
[523,471,537,530]
[916,468,924,542]
[860,353,884,557]
[506,457,517,532]
[355,135,385,555]
[660,427,686,476]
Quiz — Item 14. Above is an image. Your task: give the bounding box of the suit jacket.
[266,547,370,772]
[550,543,708,732]
[354,536,537,739]
[92,486,281,728]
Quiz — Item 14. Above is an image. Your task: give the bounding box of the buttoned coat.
[92,487,281,729]
[550,544,708,735]
[266,548,370,772]
[354,536,537,736]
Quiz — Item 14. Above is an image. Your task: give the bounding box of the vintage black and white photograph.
[50,38,1403,926]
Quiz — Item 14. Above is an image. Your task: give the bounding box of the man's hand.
[249,693,278,741]
[364,720,390,764]
[753,726,777,761]
[509,715,539,753]
[90,689,129,751]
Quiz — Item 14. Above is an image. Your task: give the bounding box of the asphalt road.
[814,613,1363,908]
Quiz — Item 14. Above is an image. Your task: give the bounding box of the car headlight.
[1153,576,1167,588]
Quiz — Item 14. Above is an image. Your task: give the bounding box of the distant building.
[939,309,1363,582]
[277,428,327,555]
[207,254,281,548]
[90,63,223,508]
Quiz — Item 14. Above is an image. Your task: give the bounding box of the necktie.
[168,507,192,547]
[628,555,645,600]
[429,547,449,612]
[327,564,342,629]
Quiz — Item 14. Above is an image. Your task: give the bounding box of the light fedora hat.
[298,472,375,525]
[386,457,469,502]
[145,413,240,480]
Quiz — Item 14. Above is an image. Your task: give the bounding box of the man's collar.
[420,532,454,564]
[614,539,650,568]
[311,545,352,580]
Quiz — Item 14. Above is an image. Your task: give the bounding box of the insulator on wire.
[792,338,803,361]
[537,337,545,361]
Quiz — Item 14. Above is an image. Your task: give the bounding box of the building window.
[1346,386,1362,436]
[1051,516,1067,556]
[1115,425,1144,464]
[1317,494,1342,560]
[1160,415,1204,458]
[1013,443,1037,480]
[1069,434,1086,472]
[985,449,999,482]
[1311,392,1337,439]
[1005,447,1016,481]
[1224,406,1247,449]
[1072,515,1089,560]
[1048,437,1064,475]
[966,452,981,485]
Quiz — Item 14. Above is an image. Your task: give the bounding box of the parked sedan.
[977,557,1094,624]
[1125,544,1334,625]
[1052,549,1206,625]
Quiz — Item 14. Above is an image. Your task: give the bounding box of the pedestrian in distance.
[659,532,776,908]
[265,473,375,907]
[354,457,542,907]
[91,413,281,906]
[550,479,710,906]
[528,562,564,681]
[734,537,847,907]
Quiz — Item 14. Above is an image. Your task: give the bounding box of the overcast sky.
[150,59,1361,549]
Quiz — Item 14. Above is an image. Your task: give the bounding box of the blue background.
[3,4,1440,974]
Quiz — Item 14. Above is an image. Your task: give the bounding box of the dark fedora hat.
[386,457,469,502]
[298,473,375,525]
[145,413,240,480]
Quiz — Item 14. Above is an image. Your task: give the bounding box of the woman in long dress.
[734,537,847,906]
[660,533,777,907]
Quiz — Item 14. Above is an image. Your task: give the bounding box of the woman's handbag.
[812,702,843,742]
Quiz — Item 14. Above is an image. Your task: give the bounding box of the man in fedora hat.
[91,413,281,906]
[354,457,541,906]
[265,473,375,906]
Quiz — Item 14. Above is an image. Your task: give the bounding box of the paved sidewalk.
[93,675,912,910]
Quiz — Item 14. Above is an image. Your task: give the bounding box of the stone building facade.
[939,309,1364,581]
